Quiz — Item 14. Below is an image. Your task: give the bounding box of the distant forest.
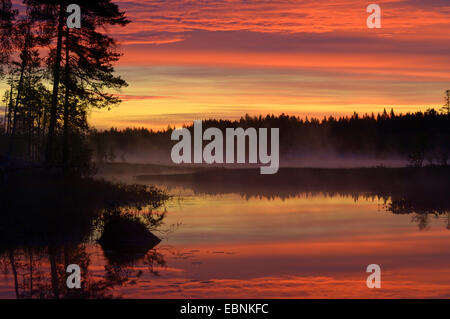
[91,106,450,167]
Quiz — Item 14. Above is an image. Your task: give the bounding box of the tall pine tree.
[0,0,17,78]
[25,0,129,168]
[60,1,129,172]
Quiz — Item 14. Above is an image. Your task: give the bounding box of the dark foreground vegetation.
[0,171,168,250]
[98,208,164,266]
[0,171,169,298]
[0,0,129,174]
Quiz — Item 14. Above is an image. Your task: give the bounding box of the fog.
[101,147,409,170]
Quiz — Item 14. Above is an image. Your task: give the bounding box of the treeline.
[91,107,450,167]
[0,0,128,175]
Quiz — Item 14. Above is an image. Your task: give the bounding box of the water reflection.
[0,244,167,298]
[0,174,170,298]
[0,207,169,299]
[137,167,450,230]
[1,167,450,298]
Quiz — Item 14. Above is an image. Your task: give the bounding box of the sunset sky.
[5,0,450,129]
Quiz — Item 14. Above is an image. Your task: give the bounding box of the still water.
[1,171,450,298]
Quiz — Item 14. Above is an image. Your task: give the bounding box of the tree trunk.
[8,251,20,299]
[62,26,70,174]
[45,3,65,166]
[48,246,60,299]
[29,251,33,299]
[6,84,13,134]
[8,55,27,156]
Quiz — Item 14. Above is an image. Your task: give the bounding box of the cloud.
[89,1,450,129]
[112,0,450,45]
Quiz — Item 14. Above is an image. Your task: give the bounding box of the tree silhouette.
[12,0,129,170]
[58,0,129,172]
[24,0,66,165]
[90,107,450,168]
[0,3,53,161]
[443,90,450,115]
[0,0,16,77]
[8,13,51,142]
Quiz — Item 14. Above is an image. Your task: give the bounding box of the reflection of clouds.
[212,251,236,255]
[147,192,450,298]
[116,273,450,298]
[160,193,449,248]
[164,231,450,275]
[2,199,448,297]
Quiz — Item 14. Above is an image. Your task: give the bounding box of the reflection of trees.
[1,245,106,299]
[1,245,108,298]
[139,167,450,230]
[97,209,164,265]
[144,249,166,276]
[386,192,450,230]
[0,243,167,299]
[138,167,449,200]
[0,204,168,298]
[0,174,170,298]
[0,206,168,299]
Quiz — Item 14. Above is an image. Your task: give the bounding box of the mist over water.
[103,149,409,169]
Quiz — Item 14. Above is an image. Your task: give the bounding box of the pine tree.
[23,0,66,165]
[59,0,129,172]
[2,1,51,160]
[0,0,17,77]
[24,0,129,168]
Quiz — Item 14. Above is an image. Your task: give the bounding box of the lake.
[1,168,449,298]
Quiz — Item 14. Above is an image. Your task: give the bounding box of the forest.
[90,106,450,168]
[0,0,129,176]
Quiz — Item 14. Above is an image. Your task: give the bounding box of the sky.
[5,0,450,129]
